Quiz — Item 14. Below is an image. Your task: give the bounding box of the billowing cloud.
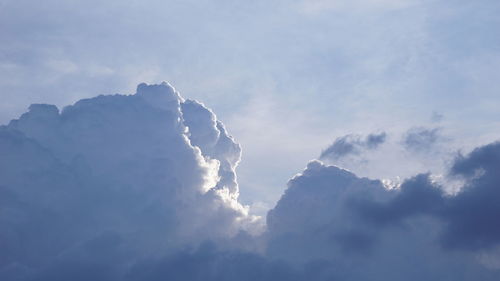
[0,82,258,280]
[266,161,387,263]
[266,158,500,280]
[2,82,500,280]
[320,132,386,161]
[444,141,500,250]
[354,140,500,251]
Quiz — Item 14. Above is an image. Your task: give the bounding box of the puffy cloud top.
[266,159,500,280]
[0,82,256,280]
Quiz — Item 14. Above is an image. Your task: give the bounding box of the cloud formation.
[0,82,257,280]
[444,141,500,250]
[1,83,500,280]
[403,127,442,152]
[320,132,386,161]
[266,158,500,280]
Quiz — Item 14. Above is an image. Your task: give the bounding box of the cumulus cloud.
[0,82,258,280]
[2,82,500,280]
[266,159,500,280]
[266,161,387,263]
[320,132,386,161]
[354,140,500,252]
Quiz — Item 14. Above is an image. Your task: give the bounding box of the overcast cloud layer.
[1,83,500,280]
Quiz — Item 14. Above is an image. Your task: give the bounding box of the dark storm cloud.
[442,142,500,250]
[320,132,386,160]
[345,141,500,251]
[353,174,445,227]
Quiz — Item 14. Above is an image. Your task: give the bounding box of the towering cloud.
[0,82,256,280]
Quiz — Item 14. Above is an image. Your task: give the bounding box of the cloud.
[2,0,500,219]
[403,127,442,152]
[443,142,500,250]
[353,173,445,227]
[365,132,387,148]
[320,132,386,161]
[265,157,500,280]
[266,161,387,263]
[353,141,500,252]
[0,82,258,279]
[124,242,310,281]
[2,82,500,280]
[22,239,337,281]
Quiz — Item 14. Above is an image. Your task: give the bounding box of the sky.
[2,0,500,212]
[1,1,500,280]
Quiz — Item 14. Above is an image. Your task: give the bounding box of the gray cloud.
[443,142,500,250]
[320,132,386,161]
[2,82,500,280]
[266,161,386,263]
[0,83,257,280]
[365,132,387,148]
[403,127,442,151]
[353,140,500,252]
[265,154,500,280]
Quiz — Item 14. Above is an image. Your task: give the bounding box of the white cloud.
[0,82,260,280]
